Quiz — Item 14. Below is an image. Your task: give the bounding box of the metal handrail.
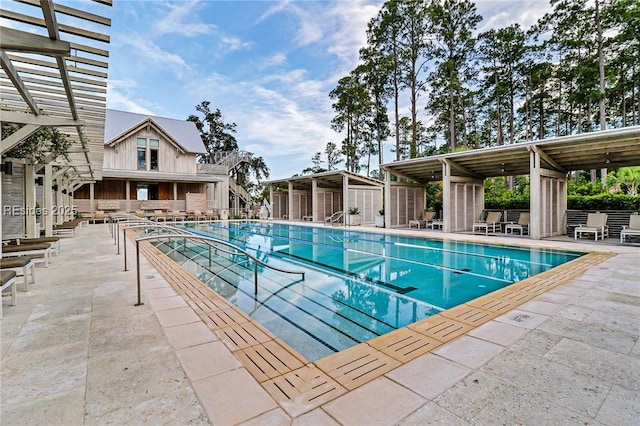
[122,223,192,271]
[132,233,305,306]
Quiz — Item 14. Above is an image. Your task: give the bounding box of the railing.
[211,150,253,170]
[229,179,252,204]
[121,222,305,306]
[324,211,344,227]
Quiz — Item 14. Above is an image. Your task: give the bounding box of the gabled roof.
[104,109,206,154]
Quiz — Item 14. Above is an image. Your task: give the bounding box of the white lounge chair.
[409,211,436,229]
[574,213,608,240]
[473,211,502,235]
[505,212,530,235]
[620,214,640,243]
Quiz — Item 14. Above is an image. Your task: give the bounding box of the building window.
[137,148,146,169]
[150,139,159,170]
[136,138,160,171]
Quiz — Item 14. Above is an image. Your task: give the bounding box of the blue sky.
[106,0,551,180]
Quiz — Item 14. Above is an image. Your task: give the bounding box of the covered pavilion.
[1,0,113,238]
[266,170,387,225]
[382,126,640,239]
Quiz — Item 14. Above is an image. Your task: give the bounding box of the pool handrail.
[131,232,306,306]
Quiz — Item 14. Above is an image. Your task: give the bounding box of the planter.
[374,215,384,228]
[346,214,362,226]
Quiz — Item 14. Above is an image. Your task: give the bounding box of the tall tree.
[187,101,238,163]
[428,0,482,151]
[324,141,343,171]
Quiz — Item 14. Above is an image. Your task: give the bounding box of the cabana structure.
[1,0,113,238]
[266,171,386,225]
[382,126,640,239]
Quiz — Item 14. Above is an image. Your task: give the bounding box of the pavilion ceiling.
[382,126,640,184]
[0,0,112,183]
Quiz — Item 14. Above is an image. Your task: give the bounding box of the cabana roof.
[382,126,640,183]
[266,170,383,190]
[0,0,112,183]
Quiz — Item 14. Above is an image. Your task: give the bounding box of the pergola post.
[44,163,53,237]
[24,163,37,237]
[125,180,131,212]
[89,182,95,213]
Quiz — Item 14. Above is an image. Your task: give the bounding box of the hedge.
[485,194,639,210]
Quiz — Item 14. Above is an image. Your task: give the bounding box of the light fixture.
[605,152,611,164]
[35,176,44,185]
[0,160,13,175]
[52,184,59,191]
[500,163,505,173]
[431,171,436,179]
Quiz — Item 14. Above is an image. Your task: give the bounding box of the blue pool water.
[159,222,583,360]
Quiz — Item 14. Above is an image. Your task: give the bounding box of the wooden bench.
[0,257,36,291]
[2,243,52,267]
[1,270,17,319]
[7,237,61,256]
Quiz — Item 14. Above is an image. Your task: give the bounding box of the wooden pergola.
[1,0,112,237]
[382,126,640,239]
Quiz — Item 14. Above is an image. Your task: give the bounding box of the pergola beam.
[0,51,39,115]
[530,145,565,172]
[0,26,71,55]
[440,158,481,179]
[0,110,84,127]
[0,124,41,154]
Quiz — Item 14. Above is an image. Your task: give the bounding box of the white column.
[89,182,95,213]
[442,161,451,233]
[44,164,53,237]
[287,182,293,220]
[384,173,391,228]
[530,149,541,240]
[269,185,274,219]
[342,174,349,214]
[125,180,131,212]
[55,178,64,225]
[311,178,318,222]
[24,163,37,237]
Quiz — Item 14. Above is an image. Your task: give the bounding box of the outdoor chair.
[171,210,186,222]
[7,237,61,256]
[473,211,502,235]
[205,210,218,220]
[153,210,167,222]
[193,210,207,221]
[574,213,608,240]
[620,214,640,243]
[409,211,436,229]
[91,210,106,224]
[134,210,145,218]
[505,212,530,235]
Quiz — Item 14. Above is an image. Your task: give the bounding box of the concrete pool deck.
[1,223,638,425]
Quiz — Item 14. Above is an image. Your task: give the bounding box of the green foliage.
[348,206,360,215]
[568,194,640,210]
[3,125,72,163]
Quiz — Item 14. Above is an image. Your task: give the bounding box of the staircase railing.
[211,150,252,170]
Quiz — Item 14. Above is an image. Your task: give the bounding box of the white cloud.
[119,35,189,77]
[106,80,157,115]
[153,0,216,37]
[260,52,287,70]
[219,36,252,53]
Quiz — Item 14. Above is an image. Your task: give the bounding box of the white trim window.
[137,138,159,171]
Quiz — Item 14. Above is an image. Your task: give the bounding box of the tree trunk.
[596,0,607,184]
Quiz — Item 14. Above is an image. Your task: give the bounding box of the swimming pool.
[157,222,583,360]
